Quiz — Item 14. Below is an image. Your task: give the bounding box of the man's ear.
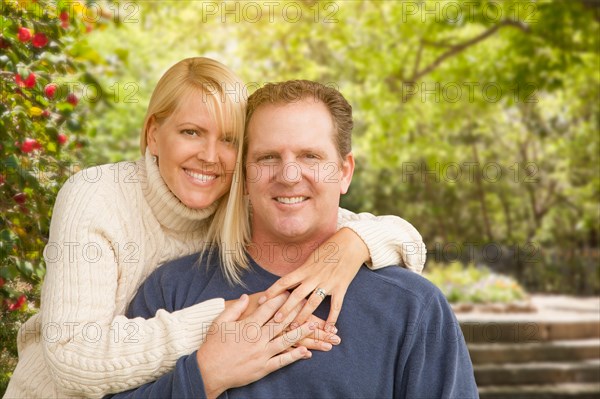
[339,152,355,195]
[147,116,159,156]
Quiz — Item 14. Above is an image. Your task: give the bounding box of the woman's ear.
[147,116,159,156]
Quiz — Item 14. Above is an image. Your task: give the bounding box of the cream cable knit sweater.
[5,150,425,399]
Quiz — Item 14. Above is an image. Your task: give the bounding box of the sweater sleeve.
[107,276,211,399]
[336,207,426,273]
[40,172,225,398]
[107,352,207,399]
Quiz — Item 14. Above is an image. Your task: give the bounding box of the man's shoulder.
[157,252,201,272]
[151,252,219,282]
[138,252,224,309]
[152,251,224,283]
[356,266,446,308]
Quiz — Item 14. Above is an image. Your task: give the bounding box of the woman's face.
[147,92,238,210]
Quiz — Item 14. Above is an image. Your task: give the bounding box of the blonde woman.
[5,58,425,398]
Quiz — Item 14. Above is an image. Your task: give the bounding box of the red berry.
[8,295,26,311]
[20,138,39,153]
[32,33,48,48]
[67,93,78,106]
[13,193,26,205]
[60,11,69,29]
[57,133,68,145]
[44,83,57,98]
[15,72,36,88]
[42,109,51,118]
[17,27,32,42]
[0,277,5,288]
[0,37,9,49]
[0,174,4,185]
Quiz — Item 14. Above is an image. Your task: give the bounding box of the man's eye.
[305,153,320,160]
[181,129,198,136]
[258,155,276,162]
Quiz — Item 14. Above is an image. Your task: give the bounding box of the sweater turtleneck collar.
[138,148,219,232]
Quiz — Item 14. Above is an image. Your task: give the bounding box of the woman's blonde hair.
[140,57,251,285]
[140,57,245,155]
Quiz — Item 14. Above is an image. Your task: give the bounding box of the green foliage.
[0,0,109,308]
[424,262,528,304]
[83,0,599,294]
[1,1,116,393]
[0,281,38,393]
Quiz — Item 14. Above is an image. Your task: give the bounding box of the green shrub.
[424,262,528,304]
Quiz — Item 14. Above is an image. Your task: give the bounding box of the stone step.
[478,382,600,399]
[475,359,600,386]
[469,339,600,364]
[460,320,600,343]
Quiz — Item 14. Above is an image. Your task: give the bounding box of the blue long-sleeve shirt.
[111,253,479,398]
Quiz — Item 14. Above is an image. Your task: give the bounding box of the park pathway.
[456,295,600,398]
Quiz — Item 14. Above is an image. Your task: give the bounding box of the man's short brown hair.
[245,80,353,159]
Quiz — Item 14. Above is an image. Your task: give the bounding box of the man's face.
[245,99,354,244]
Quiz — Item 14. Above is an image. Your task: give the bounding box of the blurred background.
[1,0,599,396]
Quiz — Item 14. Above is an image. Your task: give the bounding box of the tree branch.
[410,19,530,82]
[421,39,455,48]
[412,40,424,80]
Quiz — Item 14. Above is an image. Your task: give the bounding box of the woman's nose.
[196,139,218,164]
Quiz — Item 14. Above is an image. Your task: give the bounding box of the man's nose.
[276,160,303,184]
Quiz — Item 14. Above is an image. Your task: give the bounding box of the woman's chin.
[180,195,221,210]
[184,200,211,210]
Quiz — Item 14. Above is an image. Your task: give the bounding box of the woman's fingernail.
[258,295,267,304]
[321,342,333,351]
[333,326,338,334]
[329,335,341,345]
[274,312,283,322]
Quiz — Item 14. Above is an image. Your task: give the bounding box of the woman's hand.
[259,227,370,332]
[197,293,315,399]
[225,293,341,351]
[294,314,341,351]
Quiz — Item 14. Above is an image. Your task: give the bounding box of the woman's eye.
[221,136,236,144]
[181,129,198,136]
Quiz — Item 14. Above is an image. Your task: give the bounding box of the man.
[114,80,479,398]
